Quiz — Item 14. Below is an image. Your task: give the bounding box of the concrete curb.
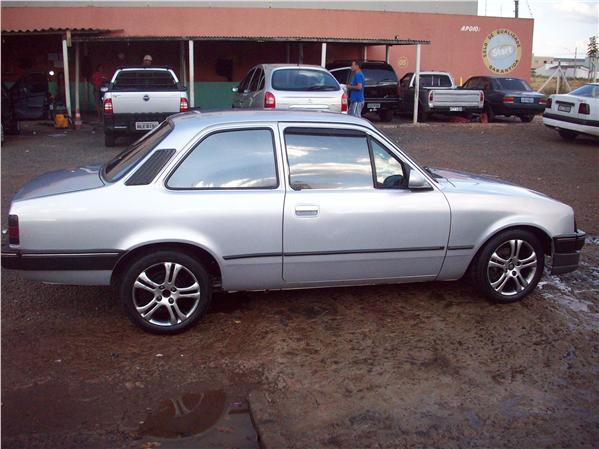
[248,391,288,449]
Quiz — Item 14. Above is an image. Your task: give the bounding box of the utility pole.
[514,0,519,18]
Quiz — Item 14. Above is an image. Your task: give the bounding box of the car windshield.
[112,70,178,91]
[102,121,173,182]
[569,84,599,98]
[496,78,532,91]
[363,68,398,85]
[271,69,340,91]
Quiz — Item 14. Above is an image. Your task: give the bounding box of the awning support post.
[321,42,327,67]
[286,43,290,63]
[74,41,81,128]
[180,41,187,92]
[385,45,390,63]
[299,43,304,64]
[62,37,72,118]
[188,40,195,108]
[363,46,368,60]
[413,44,421,124]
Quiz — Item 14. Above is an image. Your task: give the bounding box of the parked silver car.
[232,64,347,113]
[1,110,585,333]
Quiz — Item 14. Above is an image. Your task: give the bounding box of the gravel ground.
[1,117,598,449]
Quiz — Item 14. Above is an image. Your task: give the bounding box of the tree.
[588,36,598,59]
[588,36,598,81]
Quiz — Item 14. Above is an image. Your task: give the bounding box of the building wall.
[1,6,534,109]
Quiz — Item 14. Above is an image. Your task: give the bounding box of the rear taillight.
[264,92,276,109]
[180,97,188,112]
[341,92,348,113]
[503,96,514,103]
[579,103,590,115]
[546,98,552,108]
[103,98,113,115]
[428,91,434,103]
[539,98,547,106]
[8,215,19,245]
[480,91,484,103]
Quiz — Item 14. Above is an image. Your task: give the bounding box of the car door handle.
[295,205,319,217]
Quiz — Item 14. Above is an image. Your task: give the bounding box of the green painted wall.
[47,81,238,112]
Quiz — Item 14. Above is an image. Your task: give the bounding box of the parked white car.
[232,64,347,113]
[543,83,599,140]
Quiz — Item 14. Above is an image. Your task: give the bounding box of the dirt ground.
[1,116,598,449]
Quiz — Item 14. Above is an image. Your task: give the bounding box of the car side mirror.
[408,169,432,190]
[232,86,238,93]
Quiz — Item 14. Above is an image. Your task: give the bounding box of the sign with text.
[482,29,522,74]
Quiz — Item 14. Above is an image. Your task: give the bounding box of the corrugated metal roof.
[71,35,430,45]
[1,27,112,34]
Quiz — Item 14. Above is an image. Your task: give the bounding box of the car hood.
[429,167,549,199]
[12,164,105,202]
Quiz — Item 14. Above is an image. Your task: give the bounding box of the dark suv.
[327,61,399,121]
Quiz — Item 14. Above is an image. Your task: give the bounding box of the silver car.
[232,64,347,113]
[1,110,585,334]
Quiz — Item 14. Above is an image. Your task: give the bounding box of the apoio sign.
[482,29,522,74]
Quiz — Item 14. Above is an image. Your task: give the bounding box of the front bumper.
[550,230,586,275]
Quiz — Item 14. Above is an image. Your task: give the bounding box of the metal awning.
[1,27,114,35]
[71,34,430,45]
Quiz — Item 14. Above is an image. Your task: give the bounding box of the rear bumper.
[543,113,599,137]
[494,103,545,115]
[1,245,122,271]
[550,230,586,275]
[104,113,173,134]
[428,106,483,114]
[364,99,399,112]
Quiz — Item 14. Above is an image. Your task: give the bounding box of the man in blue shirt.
[347,61,365,117]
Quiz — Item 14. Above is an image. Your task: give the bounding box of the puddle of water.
[138,390,259,448]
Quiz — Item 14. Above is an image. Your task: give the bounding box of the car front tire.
[519,114,534,123]
[120,251,212,334]
[471,229,544,303]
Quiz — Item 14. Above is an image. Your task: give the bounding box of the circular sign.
[482,29,522,74]
[397,56,409,67]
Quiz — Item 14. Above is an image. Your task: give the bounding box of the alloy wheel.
[132,262,201,327]
[487,239,537,297]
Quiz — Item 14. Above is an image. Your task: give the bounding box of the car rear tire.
[104,132,116,147]
[379,110,394,122]
[558,129,578,141]
[120,251,213,334]
[471,229,544,303]
[519,114,534,123]
[484,104,496,122]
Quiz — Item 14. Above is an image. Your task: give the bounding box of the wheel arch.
[111,241,223,288]
[466,224,552,274]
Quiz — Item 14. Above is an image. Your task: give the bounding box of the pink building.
[1,3,533,111]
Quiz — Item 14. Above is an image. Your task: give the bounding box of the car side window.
[285,128,373,190]
[370,138,406,189]
[249,68,263,92]
[238,69,255,92]
[167,129,278,189]
[331,69,350,84]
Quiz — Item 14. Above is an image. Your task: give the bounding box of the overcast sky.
[479,0,599,58]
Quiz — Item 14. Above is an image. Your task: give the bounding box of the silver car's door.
[246,67,265,109]
[279,123,451,285]
[164,122,285,291]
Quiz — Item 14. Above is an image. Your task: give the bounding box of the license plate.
[557,104,571,113]
[449,106,463,112]
[135,121,159,131]
[520,97,534,103]
[368,103,381,109]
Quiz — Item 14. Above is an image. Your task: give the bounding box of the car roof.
[259,64,329,70]
[169,110,374,133]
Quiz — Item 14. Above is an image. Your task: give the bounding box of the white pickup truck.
[399,71,484,121]
[102,67,188,146]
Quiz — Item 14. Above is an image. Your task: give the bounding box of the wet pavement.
[1,117,598,448]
